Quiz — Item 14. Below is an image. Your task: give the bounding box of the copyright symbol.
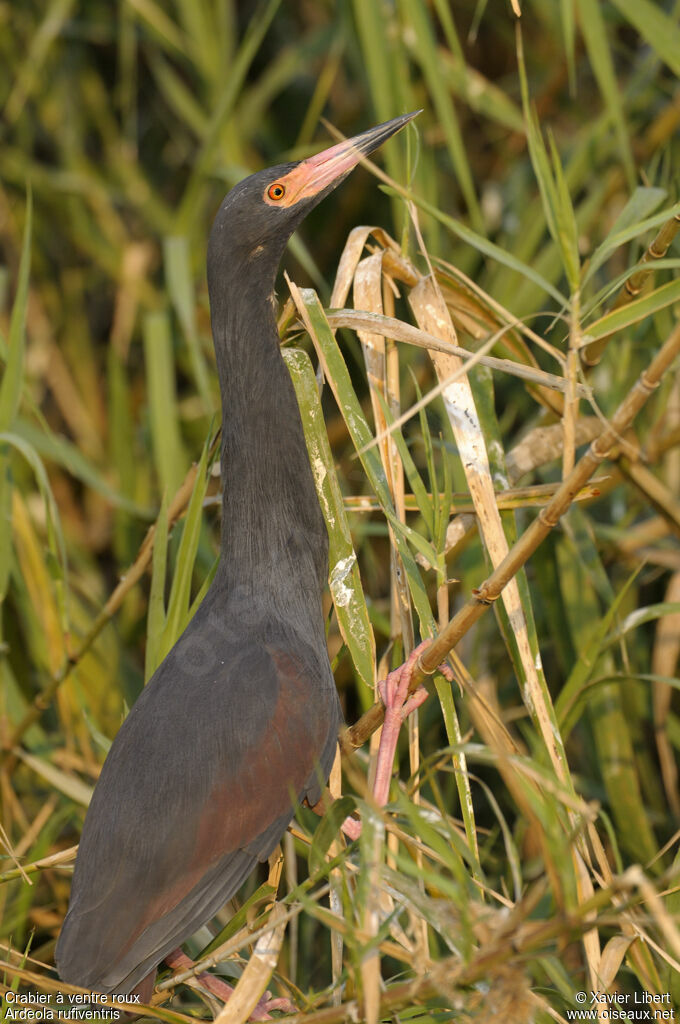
[576,992,587,1004]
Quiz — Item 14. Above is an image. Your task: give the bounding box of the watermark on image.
[1,989,141,1022]
[566,989,676,1021]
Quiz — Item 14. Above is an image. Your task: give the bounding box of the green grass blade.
[437,424,453,559]
[126,0,187,56]
[584,277,680,343]
[605,602,680,646]
[400,0,483,230]
[174,0,283,232]
[145,489,169,681]
[1,660,46,749]
[159,436,211,657]
[196,879,280,957]
[309,795,357,876]
[561,0,576,93]
[518,39,559,255]
[576,0,634,188]
[438,51,524,134]
[0,190,32,431]
[0,430,68,597]
[609,0,680,77]
[108,345,141,563]
[186,554,219,621]
[352,0,398,129]
[431,0,464,60]
[0,454,12,605]
[3,0,75,125]
[294,287,434,627]
[164,235,212,407]
[351,0,417,234]
[584,258,680,320]
[143,309,188,497]
[556,529,657,864]
[519,38,580,292]
[147,49,210,138]
[285,347,376,690]
[555,567,640,738]
[387,188,568,305]
[413,375,439,540]
[174,0,221,83]
[374,390,434,538]
[14,748,93,807]
[15,417,151,518]
[582,186,668,287]
[548,129,580,292]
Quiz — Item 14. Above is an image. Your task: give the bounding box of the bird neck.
[210,277,328,604]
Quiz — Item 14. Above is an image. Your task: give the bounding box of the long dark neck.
[209,269,328,611]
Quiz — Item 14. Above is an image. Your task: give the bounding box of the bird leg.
[338,813,362,841]
[308,641,454,839]
[372,640,454,807]
[307,790,362,841]
[163,949,295,1020]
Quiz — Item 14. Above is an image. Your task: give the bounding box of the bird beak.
[264,111,421,208]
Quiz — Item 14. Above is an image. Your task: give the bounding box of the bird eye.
[267,182,286,201]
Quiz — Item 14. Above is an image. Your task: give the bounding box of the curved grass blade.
[285,346,376,690]
[158,434,212,658]
[0,190,32,431]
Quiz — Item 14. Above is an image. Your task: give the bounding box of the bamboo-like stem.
[562,289,580,476]
[342,480,603,513]
[342,322,680,752]
[582,213,680,367]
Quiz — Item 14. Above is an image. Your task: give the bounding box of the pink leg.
[308,793,362,841]
[340,815,362,841]
[164,950,295,1020]
[334,641,452,836]
[373,640,453,807]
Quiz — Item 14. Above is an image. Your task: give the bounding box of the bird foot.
[373,640,453,806]
[309,642,453,836]
[164,950,295,1020]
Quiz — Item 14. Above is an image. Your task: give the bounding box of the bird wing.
[56,608,340,995]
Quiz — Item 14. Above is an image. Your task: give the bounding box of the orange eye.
[267,182,286,201]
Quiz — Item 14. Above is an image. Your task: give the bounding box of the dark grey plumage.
[56,113,417,998]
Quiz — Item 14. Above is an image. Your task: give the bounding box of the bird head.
[208,111,420,297]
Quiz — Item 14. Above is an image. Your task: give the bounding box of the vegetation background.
[1,0,680,1021]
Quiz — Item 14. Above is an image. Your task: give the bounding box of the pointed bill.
[264,111,422,208]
